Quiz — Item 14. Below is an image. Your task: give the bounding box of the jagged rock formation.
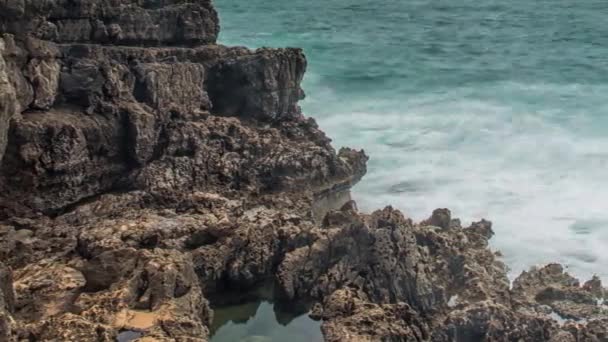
[0,1,606,341]
[297,207,608,341]
[0,0,219,46]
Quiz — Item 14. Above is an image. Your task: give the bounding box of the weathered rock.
[23,38,61,110]
[277,206,510,313]
[34,313,114,341]
[432,302,558,342]
[0,36,18,163]
[207,48,307,121]
[1,34,32,114]
[422,208,452,230]
[13,261,85,322]
[512,264,606,321]
[133,62,210,116]
[1,36,361,214]
[0,0,220,46]
[0,263,14,315]
[0,0,605,341]
[1,108,129,212]
[320,288,430,342]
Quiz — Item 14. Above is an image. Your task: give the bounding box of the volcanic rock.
[0,0,605,341]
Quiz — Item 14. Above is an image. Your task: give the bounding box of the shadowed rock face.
[206,48,307,121]
[0,35,356,214]
[0,1,605,341]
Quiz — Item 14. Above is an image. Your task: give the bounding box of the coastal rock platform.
[0,0,605,341]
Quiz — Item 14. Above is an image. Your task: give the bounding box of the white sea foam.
[447,295,460,308]
[307,82,608,282]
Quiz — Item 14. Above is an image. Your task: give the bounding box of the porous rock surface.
[0,1,605,341]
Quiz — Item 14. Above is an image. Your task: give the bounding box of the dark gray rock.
[207,48,307,121]
[0,0,220,46]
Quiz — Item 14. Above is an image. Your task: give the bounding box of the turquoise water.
[215,0,608,281]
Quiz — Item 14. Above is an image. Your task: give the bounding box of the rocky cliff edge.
[0,1,606,341]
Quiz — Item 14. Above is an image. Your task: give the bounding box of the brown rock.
[13,262,85,322]
[321,288,429,342]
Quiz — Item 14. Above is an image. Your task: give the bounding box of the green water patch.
[209,283,323,342]
[569,219,607,236]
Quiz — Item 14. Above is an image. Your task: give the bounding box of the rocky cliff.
[0,1,606,341]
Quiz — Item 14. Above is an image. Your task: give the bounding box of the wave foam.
[309,84,608,281]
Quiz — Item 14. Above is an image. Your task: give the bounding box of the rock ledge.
[0,1,605,341]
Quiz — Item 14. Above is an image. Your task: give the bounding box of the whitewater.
[216,0,608,281]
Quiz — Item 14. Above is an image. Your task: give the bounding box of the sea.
[215,0,608,283]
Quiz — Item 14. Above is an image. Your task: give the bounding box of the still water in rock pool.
[210,301,322,342]
[209,284,322,342]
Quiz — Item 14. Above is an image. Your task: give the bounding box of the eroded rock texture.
[0,1,605,341]
[0,0,219,46]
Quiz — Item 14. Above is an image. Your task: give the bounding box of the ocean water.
[215,0,608,282]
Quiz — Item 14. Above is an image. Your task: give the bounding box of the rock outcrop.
[278,205,607,341]
[0,0,219,46]
[0,1,605,341]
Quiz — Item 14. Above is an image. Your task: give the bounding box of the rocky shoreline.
[0,1,606,341]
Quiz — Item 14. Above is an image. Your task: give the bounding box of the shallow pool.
[209,284,323,342]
